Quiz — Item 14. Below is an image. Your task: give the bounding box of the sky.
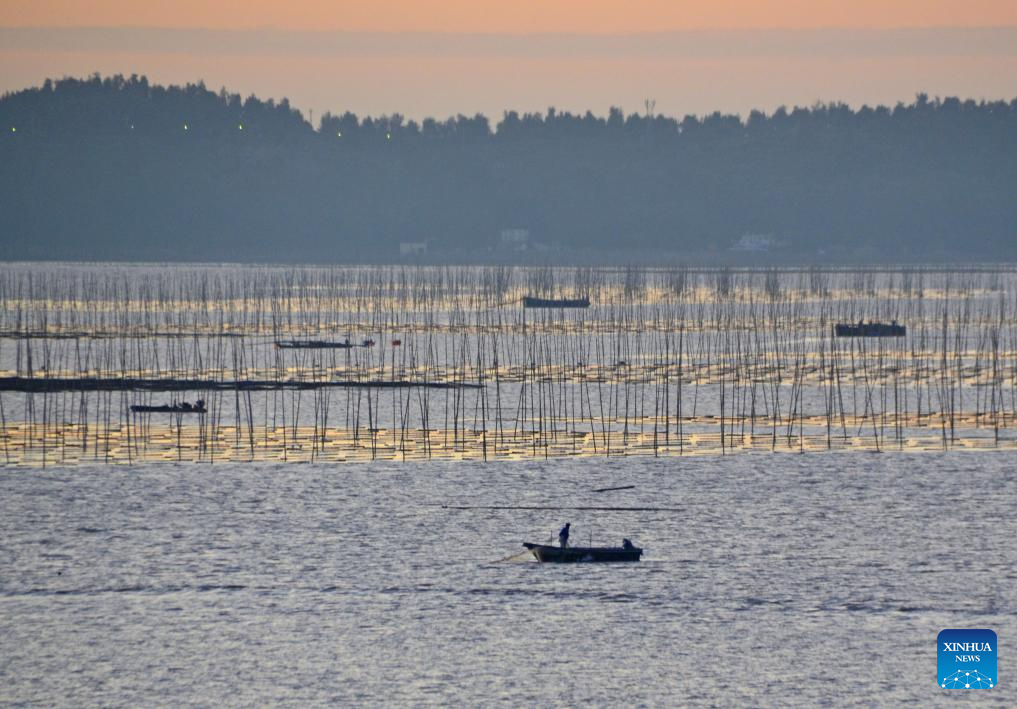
[2,1,1016,122]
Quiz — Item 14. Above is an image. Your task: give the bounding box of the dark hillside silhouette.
[1,74,1015,263]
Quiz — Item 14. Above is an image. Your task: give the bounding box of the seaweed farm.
[2,262,1016,465]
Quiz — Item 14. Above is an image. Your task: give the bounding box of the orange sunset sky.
[2,1,1016,120]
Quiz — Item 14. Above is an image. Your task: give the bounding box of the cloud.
[3,26,1017,59]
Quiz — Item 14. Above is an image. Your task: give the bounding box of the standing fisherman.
[558,522,571,549]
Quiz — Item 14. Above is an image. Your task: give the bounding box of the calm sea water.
[2,452,1015,706]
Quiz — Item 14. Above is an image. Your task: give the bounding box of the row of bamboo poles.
[2,264,1015,465]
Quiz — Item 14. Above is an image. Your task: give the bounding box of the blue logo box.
[938,629,996,689]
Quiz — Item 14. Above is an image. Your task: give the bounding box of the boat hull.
[275,340,355,349]
[130,405,206,414]
[834,323,905,337]
[522,297,590,309]
[522,542,642,563]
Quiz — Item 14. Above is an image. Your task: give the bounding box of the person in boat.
[558,522,571,549]
[622,538,635,550]
[195,399,205,410]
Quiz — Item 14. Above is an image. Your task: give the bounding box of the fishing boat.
[522,296,590,309]
[834,321,906,337]
[276,340,353,349]
[275,339,375,349]
[130,400,207,414]
[522,541,642,563]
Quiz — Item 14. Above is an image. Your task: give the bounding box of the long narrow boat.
[275,339,376,349]
[522,296,591,309]
[834,321,906,337]
[522,542,642,563]
[276,340,353,349]
[130,404,207,414]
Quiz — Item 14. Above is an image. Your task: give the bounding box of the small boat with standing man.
[522,522,643,563]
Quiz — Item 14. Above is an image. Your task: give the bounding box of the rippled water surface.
[2,453,1015,706]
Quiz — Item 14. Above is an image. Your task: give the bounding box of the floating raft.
[522,542,642,563]
[522,296,590,309]
[834,322,906,337]
[0,377,482,393]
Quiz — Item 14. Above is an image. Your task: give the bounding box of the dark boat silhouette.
[834,321,906,337]
[130,400,206,414]
[522,541,642,563]
[522,296,590,309]
[275,339,375,349]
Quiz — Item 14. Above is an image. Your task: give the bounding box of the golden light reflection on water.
[4,412,1015,467]
[2,264,1016,466]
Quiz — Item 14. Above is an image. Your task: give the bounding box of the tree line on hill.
[1,74,1015,263]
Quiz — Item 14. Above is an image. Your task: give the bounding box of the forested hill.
[2,74,1016,263]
